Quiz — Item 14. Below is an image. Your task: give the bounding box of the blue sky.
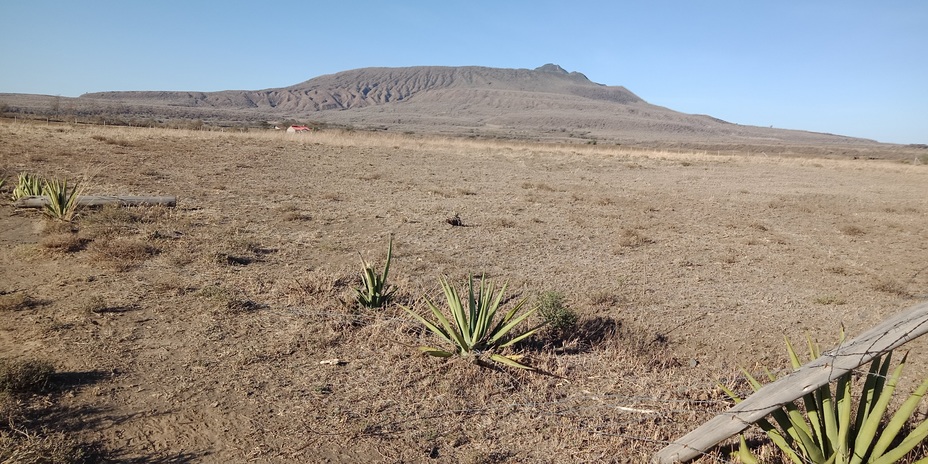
[1,1,925,144]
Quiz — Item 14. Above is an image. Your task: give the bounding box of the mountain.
[82,64,643,111]
[2,64,889,149]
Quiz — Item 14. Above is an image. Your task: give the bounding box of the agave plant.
[41,178,82,221]
[11,172,44,200]
[354,236,396,308]
[721,333,928,464]
[403,275,545,369]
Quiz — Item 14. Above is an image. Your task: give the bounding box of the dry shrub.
[825,265,852,275]
[90,134,133,147]
[839,224,866,236]
[521,182,559,192]
[79,205,142,238]
[589,291,621,308]
[284,269,353,306]
[0,294,43,312]
[0,429,102,464]
[872,278,909,296]
[616,228,652,249]
[211,235,267,266]
[283,210,311,221]
[80,205,171,243]
[0,330,100,464]
[88,237,159,270]
[277,204,312,221]
[493,218,516,229]
[40,233,89,253]
[813,294,847,305]
[0,359,54,394]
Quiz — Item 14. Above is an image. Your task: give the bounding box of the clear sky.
[1,1,925,144]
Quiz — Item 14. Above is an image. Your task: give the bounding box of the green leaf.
[488,353,535,370]
[854,352,906,461]
[737,435,760,464]
[870,360,928,461]
[870,417,928,464]
[404,275,543,370]
[354,237,395,308]
[402,304,455,348]
[418,347,454,357]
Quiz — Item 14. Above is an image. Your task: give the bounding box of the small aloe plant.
[11,172,44,201]
[721,332,928,464]
[354,236,396,308]
[41,178,82,221]
[403,275,545,370]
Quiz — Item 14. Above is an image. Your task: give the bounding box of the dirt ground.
[1,120,927,463]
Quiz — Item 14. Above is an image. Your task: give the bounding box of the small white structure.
[287,125,311,133]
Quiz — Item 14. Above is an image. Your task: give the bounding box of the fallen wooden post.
[652,300,928,463]
[14,195,177,208]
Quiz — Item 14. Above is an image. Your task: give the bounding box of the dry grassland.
[1,120,927,462]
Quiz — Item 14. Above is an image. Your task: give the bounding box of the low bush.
[536,291,578,336]
[0,358,54,394]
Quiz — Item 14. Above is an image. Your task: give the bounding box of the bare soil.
[1,120,927,462]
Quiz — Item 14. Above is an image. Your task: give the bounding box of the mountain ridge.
[1,64,897,149]
[81,64,644,112]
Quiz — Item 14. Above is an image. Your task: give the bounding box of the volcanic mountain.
[12,64,884,147]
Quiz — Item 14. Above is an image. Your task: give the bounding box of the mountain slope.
[82,64,643,111]
[73,64,875,145]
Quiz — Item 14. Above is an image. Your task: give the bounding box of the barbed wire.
[274,301,928,463]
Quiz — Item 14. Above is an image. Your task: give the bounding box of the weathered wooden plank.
[653,300,928,463]
[14,195,177,208]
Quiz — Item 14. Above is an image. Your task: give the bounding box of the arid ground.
[1,120,927,462]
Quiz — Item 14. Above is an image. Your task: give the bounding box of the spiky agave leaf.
[418,346,454,357]
[736,435,760,464]
[719,380,803,463]
[725,335,928,464]
[488,353,536,370]
[402,303,457,350]
[354,237,395,308]
[870,374,928,461]
[404,275,544,370]
[852,353,906,463]
[12,172,43,200]
[41,178,81,221]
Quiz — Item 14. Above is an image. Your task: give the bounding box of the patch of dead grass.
[0,293,44,312]
[615,228,653,249]
[87,237,159,270]
[839,224,866,236]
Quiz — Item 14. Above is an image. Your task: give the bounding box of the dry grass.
[0,359,54,394]
[2,120,928,462]
[0,293,43,312]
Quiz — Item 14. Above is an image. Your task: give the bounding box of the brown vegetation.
[1,120,927,462]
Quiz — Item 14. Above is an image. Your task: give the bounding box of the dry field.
[1,120,927,463]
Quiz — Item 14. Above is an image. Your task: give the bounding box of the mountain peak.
[535,63,568,74]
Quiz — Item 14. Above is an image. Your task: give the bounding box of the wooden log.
[13,195,177,208]
[652,300,928,463]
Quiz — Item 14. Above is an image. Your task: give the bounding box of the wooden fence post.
[652,300,928,463]
[13,195,177,208]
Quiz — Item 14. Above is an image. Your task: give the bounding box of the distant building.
[287,125,311,133]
